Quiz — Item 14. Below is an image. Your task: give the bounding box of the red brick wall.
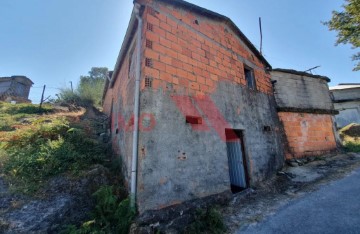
[141,2,272,96]
[278,112,337,159]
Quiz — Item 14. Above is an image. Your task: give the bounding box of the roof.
[330,83,360,91]
[108,0,271,90]
[0,76,34,85]
[272,68,331,82]
[0,80,12,95]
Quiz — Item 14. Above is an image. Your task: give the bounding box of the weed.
[0,102,53,115]
[0,116,108,193]
[344,141,360,152]
[61,186,135,234]
[0,102,53,131]
[57,88,93,107]
[185,207,226,234]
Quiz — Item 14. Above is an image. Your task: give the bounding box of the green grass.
[0,102,53,131]
[344,141,360,152]
[0,102,134,233]
[61,186,134,234]
[339,123,360,153]
[0,102,109,194]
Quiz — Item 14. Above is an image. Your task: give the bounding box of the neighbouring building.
[102,0,338,214]
[330,83,360,128]
[271,69,338,159]
[0,76,33,103]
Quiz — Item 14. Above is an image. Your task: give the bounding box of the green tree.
[324,0,360,71]
[78,67,109,106]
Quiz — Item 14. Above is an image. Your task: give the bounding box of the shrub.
[185,208,226,234]
[0,117,107,193]
[344,141,360,152]
[0,102,53,131]
[62,186,134,234]
[57,88,93,107]
[0,101,53,115]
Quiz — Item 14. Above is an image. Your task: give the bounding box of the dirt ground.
[221,152,360,233]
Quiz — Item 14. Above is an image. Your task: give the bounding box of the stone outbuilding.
[271,69,338,159]
[330,83,360,128]
[0,76,33,103]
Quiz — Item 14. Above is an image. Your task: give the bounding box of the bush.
[0,117,107,193]
[57,88,93,107]
[344,141,360,152]
[62,186,134,234]
[0,101,53,115]
[185,208,226,234]
[0,102,53,131]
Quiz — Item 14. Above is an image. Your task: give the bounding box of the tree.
[324,0,360,71]
[78,67,109,106]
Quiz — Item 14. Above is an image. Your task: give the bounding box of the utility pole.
[259,17,263,55]
[70,81,73,92]
[39,85,46,110]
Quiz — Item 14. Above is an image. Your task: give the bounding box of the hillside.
[0,102,133,233]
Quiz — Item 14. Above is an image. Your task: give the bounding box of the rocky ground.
[221,152,360,233]
[0,165,111,233]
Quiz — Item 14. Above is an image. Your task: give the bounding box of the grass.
[0,102,109,194]
[0,101,134,233]
[339,123,360,153]
[0,102,53,131]
[344,141,360,152]
[61,186,135,234]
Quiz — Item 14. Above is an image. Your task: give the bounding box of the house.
[271,69,338,158]
[102,0,337,215]
[330,83,360,128]
[0,76,33,103]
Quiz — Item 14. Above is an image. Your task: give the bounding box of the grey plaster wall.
[331,88,360,102]
[333,102,360,128]
[136,81,285,213]
[271,71,333,110]
[331,88,360,128]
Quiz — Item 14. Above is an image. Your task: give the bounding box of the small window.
[145,76,153,88]
[244,66,256,90]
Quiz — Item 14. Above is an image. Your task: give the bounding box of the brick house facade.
[103,0,337,213]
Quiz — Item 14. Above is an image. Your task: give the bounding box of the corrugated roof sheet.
[330,84,360,90]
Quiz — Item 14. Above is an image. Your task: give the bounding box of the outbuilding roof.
[329,83,360,91]
[272,68,331,83]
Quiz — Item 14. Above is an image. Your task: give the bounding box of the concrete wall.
[271,71,333,110]
[333,102,360,128]
[271,70,337,159]
[331,88,360,128]
[134,2,284,213]
[331,88,360,102]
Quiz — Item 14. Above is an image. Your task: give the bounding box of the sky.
[0,0,358,103]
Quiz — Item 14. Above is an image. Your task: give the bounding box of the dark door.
[225,129,248,192]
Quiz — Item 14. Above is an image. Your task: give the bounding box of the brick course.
[141,3,273,96]
[278,112,337,159]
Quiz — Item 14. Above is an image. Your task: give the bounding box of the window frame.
[244,66,256,90]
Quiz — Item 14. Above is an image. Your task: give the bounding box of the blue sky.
[0,0,358,103]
